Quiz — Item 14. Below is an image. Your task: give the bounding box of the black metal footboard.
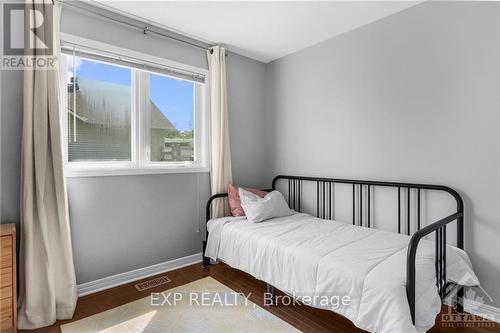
[407,211,464,323]
[203,175,465,325]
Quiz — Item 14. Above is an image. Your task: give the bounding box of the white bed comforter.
[205,213,479,333]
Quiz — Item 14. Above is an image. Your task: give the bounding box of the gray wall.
[66,173,210,283]
[0,5,269,284]
[0,71,22,227]
[226,52,271,187]
[265,1,500,306]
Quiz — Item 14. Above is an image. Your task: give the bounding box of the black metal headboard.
[204,174,465,324]
[272,175,463,242]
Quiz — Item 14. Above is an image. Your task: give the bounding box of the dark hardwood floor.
[21,263,499,333]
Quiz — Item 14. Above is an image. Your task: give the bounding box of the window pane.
[149,73,194,162]
[66,55,132,162]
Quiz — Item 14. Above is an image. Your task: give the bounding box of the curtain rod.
[60,41,206,82]
[57,0,220,54]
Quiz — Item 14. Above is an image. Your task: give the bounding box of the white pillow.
[239,188,294,223]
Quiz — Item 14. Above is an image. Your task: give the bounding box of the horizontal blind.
[61,41,205,83]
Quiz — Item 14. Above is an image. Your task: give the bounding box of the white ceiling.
[94,1,420,63]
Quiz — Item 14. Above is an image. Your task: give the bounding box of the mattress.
[205,213,479,333]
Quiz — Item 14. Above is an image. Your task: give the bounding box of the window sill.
[65,166,209,178]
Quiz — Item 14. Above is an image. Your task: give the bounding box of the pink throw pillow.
[228,184,268,216]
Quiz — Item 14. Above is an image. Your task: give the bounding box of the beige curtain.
[207,46,233,218]
[18,0,78,329]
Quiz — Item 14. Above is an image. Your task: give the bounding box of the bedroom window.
[60,37,207,177]
[65,57,132,163]
[148,73,196,163]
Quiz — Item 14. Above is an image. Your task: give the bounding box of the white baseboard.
[462,298,500,323]
[77,253,202,296]
[444,295,500,324]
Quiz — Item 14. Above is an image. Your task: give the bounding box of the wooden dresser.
[0,224,16,333]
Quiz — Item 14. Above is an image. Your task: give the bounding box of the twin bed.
[202,175,479,333]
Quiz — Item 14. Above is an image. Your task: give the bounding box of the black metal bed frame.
[203,175,465,325]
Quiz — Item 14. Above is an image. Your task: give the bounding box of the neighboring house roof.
[68,78,175,130]
[150,102,175,130]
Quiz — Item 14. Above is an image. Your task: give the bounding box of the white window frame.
[59,33,209,177]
